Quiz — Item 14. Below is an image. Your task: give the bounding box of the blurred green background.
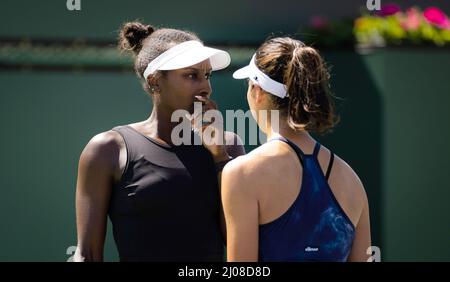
[0,0,449,261]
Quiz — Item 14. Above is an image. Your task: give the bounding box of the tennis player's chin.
[187,101,198,115]
[187,105,195,115]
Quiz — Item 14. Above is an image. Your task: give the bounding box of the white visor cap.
[233,54,288,99]
[143,40,231,79]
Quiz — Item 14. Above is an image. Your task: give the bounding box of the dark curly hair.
[118,21,200,94]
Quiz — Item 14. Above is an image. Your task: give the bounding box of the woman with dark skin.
[74,22,245,262]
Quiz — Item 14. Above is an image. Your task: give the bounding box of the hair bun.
[118,21,155,54]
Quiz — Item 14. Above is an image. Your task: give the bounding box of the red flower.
[423,7,450,29]
[310,15,329,30]
[377,3,401,17]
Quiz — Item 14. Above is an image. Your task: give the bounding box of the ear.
[253,84,266,104]
[147,73,161,93]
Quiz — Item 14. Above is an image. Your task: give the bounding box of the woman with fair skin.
[74,22,245,261]
[222,37,371,262]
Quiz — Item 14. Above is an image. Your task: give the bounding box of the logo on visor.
[253,76,258,81]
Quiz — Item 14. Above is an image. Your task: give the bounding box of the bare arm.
[217,132,246,242]
[73,132,121,262]
[347,188,372,262]
[221,160,259,262]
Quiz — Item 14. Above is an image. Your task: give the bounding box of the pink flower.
[423,7,450,29]
[310,15,329,30]
[377,3,401,17]
[401,8,421,31]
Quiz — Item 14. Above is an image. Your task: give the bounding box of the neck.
[265,117,314,144]
[144,106,181,146]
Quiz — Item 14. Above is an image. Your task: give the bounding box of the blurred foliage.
[299,4,450,48]
[298,17,355,48]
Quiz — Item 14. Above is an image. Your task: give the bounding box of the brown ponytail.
[255,37,338,134]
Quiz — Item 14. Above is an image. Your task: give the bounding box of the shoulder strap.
[111,125,136,158]
[267,136,304,165]
[313,142,321,157]
[325,151,335,180]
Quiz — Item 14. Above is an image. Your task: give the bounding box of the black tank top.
[108,125,224,261]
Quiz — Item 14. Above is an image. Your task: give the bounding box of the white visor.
[143,40,231,79]
[233,54,288,99]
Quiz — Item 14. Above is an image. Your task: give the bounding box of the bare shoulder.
[334,154,366,196]
[324,150,368,217]
[223,141,270,178]
[222,140,294,195]
[79,130,124,171]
